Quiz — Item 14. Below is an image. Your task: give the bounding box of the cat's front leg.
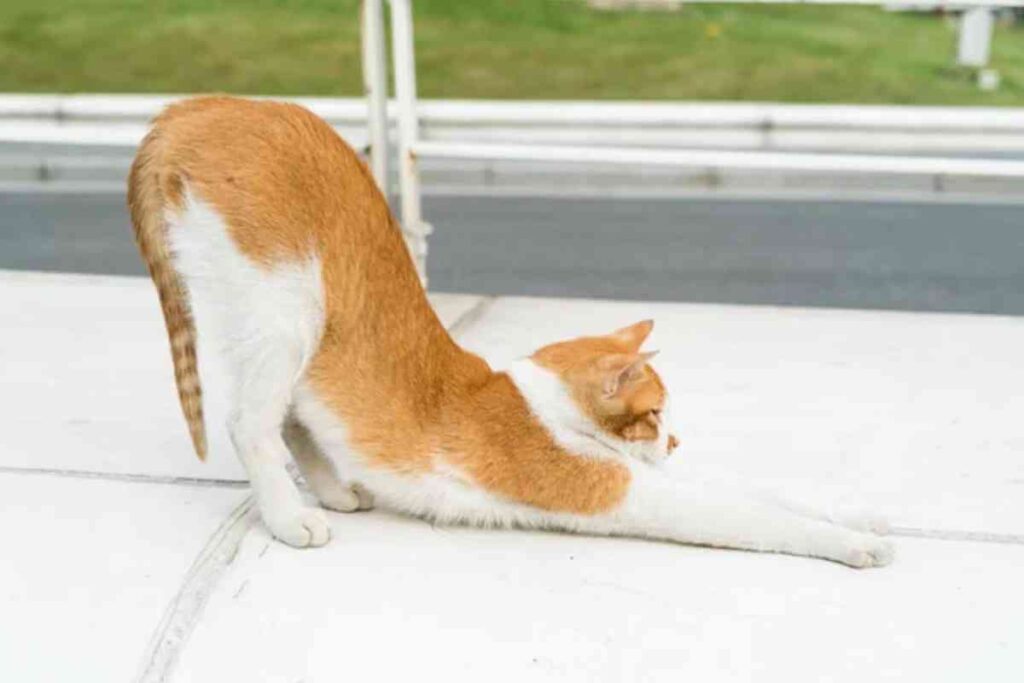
[593,465,894,568]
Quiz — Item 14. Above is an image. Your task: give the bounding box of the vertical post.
[388,0,430,284]
[957,7,994,69]
[361,0,390,194]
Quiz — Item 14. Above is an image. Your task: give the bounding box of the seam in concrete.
[134,495,257,683]
[446,295,498,340]
[0,465,246,489]
[891,525,1024,547]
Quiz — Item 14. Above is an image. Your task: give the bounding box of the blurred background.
[2,0,1023,314]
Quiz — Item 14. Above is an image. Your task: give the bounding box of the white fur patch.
[167,192,325,392]
[168,190,332,547]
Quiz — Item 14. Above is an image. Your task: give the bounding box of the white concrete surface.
[176,517,1024,683]
[2,270,1022,682]
[0,474,248,683]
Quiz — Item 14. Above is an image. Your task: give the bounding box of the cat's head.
[525,320,679,464]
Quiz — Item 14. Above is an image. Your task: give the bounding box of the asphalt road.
[2,187,1022,315]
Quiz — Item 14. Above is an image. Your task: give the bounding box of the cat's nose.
[667,434,679,454]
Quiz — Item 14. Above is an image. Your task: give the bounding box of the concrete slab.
[172,512,1024,683]
[5,271,1022,682]
[456,297,1024,537]
[0,269,483,482]
[0,472,247,683]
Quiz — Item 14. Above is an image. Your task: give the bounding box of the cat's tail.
[127,126,207,461]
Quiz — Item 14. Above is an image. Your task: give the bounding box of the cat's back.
[138,96,386,263]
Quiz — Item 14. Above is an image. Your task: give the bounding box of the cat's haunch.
[128,96,892,568]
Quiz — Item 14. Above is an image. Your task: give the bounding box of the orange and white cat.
[128,97,893,568]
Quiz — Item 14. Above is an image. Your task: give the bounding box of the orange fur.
[128,126,205,459]
[532,321,671,447]
[130,96,649,515]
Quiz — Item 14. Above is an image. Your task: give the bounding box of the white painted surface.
[4,272,1022,681]
[8,94,1024,132]
[8,95,1024,153]
[0,473,247,683]
[174,515,1024,682]
[414,140,1024,178]
[0,270,482,481]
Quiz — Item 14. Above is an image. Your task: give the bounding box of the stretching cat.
[128,97,892,568]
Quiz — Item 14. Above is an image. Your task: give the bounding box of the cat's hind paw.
[266,507,332,548]
[834,511,891,536]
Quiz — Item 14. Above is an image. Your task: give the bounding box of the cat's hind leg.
[168,192,331,547]
[284,417,374,513]
[227,347,331,548]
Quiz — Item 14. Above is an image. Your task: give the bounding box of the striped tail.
[127,130,207,460]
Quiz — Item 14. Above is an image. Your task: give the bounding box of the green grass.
[2,0,1024,104]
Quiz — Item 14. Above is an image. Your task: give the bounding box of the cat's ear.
[608,319,654,351]
[598,351,658,397]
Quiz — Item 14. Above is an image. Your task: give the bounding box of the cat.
[128,96,893,568]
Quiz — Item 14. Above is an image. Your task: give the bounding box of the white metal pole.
[388,0,430,283]
[361,0,390,194]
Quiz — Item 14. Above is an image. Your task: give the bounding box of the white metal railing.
[361,0,389,190]
[413,140,1024,177]
[366,0,1024,280]
[10,96,1024,152]
[9,95,1024,133]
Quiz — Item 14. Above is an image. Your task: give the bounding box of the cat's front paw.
[843,534,894,569]
[266,507,332,548]
[317,485,362,513]
[352,482,375,511]
[315,481,375,512]
[832,509,891,536]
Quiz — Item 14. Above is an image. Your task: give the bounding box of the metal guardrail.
[414,141,1024,177]
[5,96,1024,153]
[364,0,1024,280]
[7,95,1024,131]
